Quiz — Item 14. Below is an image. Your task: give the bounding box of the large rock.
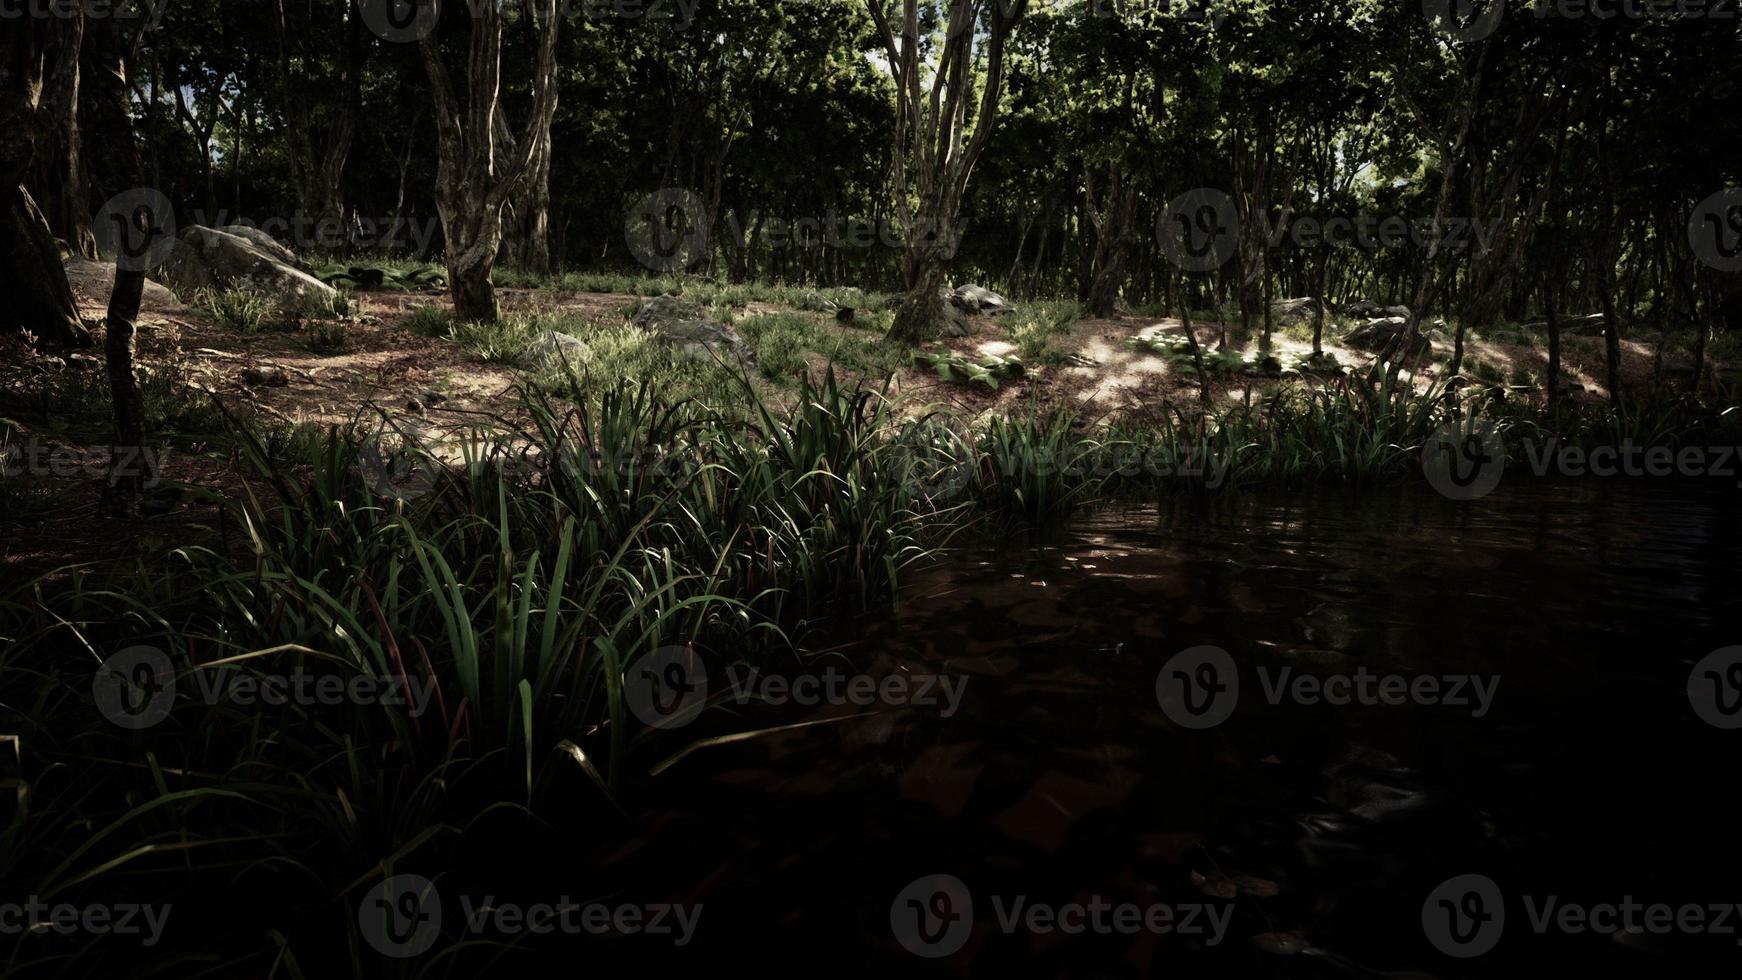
[527,331,591,367]
[934,288,975,337]
[631,295,756,366]
[215,225,301,268]
[62,257,182,312]
[797,290,838,314]
[949,284,1012,315]
[162,225,338,309]
[1344,316,1428,357]
[1271,297,1323,324]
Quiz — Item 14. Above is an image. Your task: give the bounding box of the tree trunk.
[891,252,947,345]
[2,15,91,347]
[1545,296,1562,412]
[450,253,498,322]
[1,184,90,346]
[867,0,1026,342]
[83,17,153,514]
[1179,297,1211,406]
[31,14,95,257]
[421,0,560,323]
[1084,163,1135,318]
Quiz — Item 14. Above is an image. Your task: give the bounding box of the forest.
[2,0,1741,976]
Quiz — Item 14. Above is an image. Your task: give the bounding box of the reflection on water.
[603,479,1742,974]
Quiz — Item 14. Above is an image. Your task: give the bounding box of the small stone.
[241,366,290,387]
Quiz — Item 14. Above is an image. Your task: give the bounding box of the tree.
[420,0,561,321]
[1,15,93,348]
[867,0,1027,342]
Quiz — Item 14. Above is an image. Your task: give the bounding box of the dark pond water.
[529,479,1742,976]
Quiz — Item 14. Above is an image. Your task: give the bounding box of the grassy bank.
[3,337,1740,971]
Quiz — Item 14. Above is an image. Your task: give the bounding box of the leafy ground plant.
[912,350,1026,389]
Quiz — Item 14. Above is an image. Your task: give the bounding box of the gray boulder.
[1271,297,1324,324]
[632,295,756,366]
[163,226,338,309]
[935,288,975,337]
[216,225,301,269]
[950,284,1012,315]
[527,331,591,367]
[63,256,181,312]
[631,294,703,328]
[1344,316,1428,357]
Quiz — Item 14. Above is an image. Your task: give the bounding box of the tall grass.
[3,363,1737,973]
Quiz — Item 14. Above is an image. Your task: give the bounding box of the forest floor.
[0,270,1724,575]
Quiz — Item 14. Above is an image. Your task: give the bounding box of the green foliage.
[402,305,455,338]
[1125,336,1253,374]
[1008,300,1079,363]
[196,287,291,334]
[305,317,351,355]
[1292,351,1345,376]
[313,263,446,291]
[736,312,908,381]
[912,350,1027,389]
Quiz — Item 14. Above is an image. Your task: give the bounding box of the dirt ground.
[1,274,1718,578]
